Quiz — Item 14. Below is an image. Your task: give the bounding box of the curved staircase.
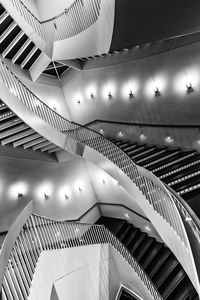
[97,216,198,300]
[110,138,200,216]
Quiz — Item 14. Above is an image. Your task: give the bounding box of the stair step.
[134,236,154,261]
[146,247,171,278]
[159,266,186,299]
[123,228,139,248]
[152,255,179,288]
[2,31,24,58]
[167,277,197,300]
[129,232,147,254]
[0,21,17,43]
[117,223,132,241]
[0,11,9,24]
[140,242,163,270]
[95,217,126,236]
[12,39,32,63]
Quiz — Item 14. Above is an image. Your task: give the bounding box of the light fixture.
[99,129,104,134]
[145,225,151,231]
[154,87,160,97]
[108,91,112,99]
[186,83,194,93]
[18,193,23,198]
[185,216,192,221]
[78,187,82,192]
[53,106,57,111]
[77,100,81,104]
[165,136,174,143]
[118,131,124,137]
[44,193,49,200]
[124,213,130,219]
[64,194,69,200]
[139,133,146,140]
[129,90,134,98]
[90,92,95,99]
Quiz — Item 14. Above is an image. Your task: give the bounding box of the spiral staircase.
[0,1,200,299]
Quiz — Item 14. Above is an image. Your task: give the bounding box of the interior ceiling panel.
[110,0,200,51]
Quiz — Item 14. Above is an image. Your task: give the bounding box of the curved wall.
[61,41,200,126]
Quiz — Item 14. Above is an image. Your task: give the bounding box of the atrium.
[0,0,200,299]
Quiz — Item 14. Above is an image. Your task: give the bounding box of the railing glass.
[1,213,162,300]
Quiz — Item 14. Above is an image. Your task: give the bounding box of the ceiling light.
[99,129,104,134]
[118,131,124,137]
[18,193,23,198]
[145,225,151,231]
[139,133,146,140]
[77,100,81,104]
[124,213,130,219]
[165,136,174,143]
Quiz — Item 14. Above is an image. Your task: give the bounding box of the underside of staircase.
[97,216,198,300]
[0,99,61,154]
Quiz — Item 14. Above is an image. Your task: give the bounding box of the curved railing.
[0,57,200,293]
[0,58,192,249]
[2,0,101,44]
[0,212,162,300]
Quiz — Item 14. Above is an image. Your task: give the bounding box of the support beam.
[56,59,83,70]
[29,52,51,82]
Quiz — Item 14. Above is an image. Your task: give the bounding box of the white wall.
[0,154,98,232]
[3,58,72,121]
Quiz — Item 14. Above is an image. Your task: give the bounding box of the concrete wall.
[61,41,200,126]
[0,154,97,232]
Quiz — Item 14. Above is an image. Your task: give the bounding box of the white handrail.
[1,0,101,46]
[0,213,162,300]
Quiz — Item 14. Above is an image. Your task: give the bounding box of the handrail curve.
[0,212,162,300]
[0,58,193,249]
[0,57,200,294]
[1,0,101,45]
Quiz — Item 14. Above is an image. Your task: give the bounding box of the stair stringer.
[0,78,200,296]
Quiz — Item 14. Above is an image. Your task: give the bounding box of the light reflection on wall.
[144,74,167,98]
[8,181,29,200]
[101,81,116,100]
[121,79,139,100]
[57,185,71,203]
[35,181,53,201]
[174,68,200,95]
[85,83,97,99]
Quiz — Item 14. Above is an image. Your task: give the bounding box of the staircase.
[111,139,200,211]
[0,99,61,154]
[97,216,198,300]
[0,4,42,70]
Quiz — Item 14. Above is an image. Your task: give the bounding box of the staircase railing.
[1,212,162,300]
[0,58,193,250]
[1,56,200,293]
[2,0,101,45]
